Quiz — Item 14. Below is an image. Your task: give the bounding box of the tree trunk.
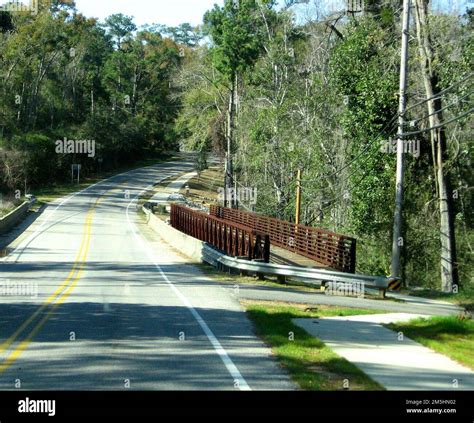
[225,74,236,208]
[414,0,458,292]
[91,87,94,116]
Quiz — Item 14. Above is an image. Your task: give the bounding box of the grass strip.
[243,300,385,391]
[388,315,474,370]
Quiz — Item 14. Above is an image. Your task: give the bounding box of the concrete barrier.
[0,202,29,235]
[143,207,205,263]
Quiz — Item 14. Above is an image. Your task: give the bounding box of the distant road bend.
[0,157,294,390]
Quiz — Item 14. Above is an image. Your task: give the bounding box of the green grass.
[33,153,178,206]
[388,316,474,370]
[404,286,474,312]
[243,300,385,390]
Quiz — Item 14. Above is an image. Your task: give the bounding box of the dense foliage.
[0,1,183,188]
[0,0,472,291]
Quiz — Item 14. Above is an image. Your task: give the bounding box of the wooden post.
[295,169,302,227]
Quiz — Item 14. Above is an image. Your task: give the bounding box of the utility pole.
[224,76,236,209]
[224,158,229,208]
[234,179,238,209]
[295,169,302,226]
[391,0,411,280]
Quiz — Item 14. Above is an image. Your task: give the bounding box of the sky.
[74,0,224,27]
[73,0,471,28]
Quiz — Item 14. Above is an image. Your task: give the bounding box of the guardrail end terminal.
[387,277,403,291]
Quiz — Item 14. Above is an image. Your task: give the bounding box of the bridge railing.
[210,205,356,273]
[170,204,270,263]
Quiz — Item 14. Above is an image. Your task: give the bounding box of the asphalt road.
[0,158,294,391]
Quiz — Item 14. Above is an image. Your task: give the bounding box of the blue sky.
[74,0,224,27]
[73,0,471,28]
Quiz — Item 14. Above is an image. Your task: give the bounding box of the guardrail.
[171,204,270,262]
[202,244,389,297]
[210,206,357,273]
[146,204,389,298]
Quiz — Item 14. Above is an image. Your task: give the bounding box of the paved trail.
[294,314,474,391]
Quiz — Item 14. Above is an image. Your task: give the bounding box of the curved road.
[0,157,294,390]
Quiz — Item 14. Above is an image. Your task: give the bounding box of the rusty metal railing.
[210,206,356,273]
[171,204,270,263]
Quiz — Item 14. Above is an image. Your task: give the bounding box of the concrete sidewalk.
[294,313,474,391]
[150,171,197,204]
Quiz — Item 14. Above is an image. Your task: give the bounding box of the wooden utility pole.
[295,169,302,226]
[391,0,411,280]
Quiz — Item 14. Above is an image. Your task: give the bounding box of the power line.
[306,83,473,235]
[409,88,473,125]
[302,105,473,215]
[403,72,474,115]
[400,107,474,137]
[236,78,473,217]
[298,77,474,190]
[300,104,472,207]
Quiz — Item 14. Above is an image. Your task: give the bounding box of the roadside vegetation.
[243,300,385,390]
[388,316,474,370]
[0,197,22,217]
[402,286,474,312]
[0,2,187,199]
[175,1,473,295]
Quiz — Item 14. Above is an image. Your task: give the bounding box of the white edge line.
[1,162,178,263]
[125,187,251,391]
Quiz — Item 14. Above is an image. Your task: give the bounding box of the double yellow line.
[0,198,100,373]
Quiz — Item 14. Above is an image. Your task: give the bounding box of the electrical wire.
[298,76,474,189]
[403,72,474,115]
[409,88,473,125]
[400,107,474,137]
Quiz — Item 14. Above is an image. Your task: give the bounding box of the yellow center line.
[0,197,101,372]
[0,212,92,354]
